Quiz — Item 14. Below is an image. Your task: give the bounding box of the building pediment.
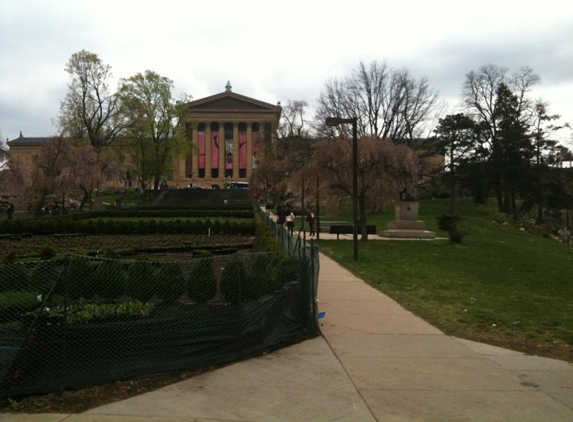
[188,91,281,114]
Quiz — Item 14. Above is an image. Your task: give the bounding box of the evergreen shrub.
[0,263,29,292]
[126,259,156,302]
[436,213,467,243]
[219,256,246,304]
[244,254,277,300]
[62,256,96,299]
[29,260,59,294]
[156,261,186,303]
[93,259,126,299]
[188,257,217,303]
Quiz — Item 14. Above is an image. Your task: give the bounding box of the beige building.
[7,84,282,190]
[175,82,281,188]
[175,82,281,187]
[5,132,51,171]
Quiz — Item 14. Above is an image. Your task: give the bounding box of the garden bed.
[0,234,254,261]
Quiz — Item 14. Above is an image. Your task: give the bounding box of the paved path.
[1,252,572,421]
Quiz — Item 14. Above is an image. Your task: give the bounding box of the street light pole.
[325,116,359,261]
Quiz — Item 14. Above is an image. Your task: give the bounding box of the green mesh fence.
[0,248,318,398]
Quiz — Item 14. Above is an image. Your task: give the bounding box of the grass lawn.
[318,198,573,361]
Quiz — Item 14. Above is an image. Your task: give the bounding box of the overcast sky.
[1,0,572,147]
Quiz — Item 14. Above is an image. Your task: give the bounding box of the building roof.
[7,132,55,147]
[188,84,281,117]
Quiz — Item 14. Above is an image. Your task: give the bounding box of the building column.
[232,122,239,178]
[191,125,198,182]
[218,123,225,181]
[246,122,253,178]
[205,123,212,179]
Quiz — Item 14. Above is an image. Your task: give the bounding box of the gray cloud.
[1,1,572,145]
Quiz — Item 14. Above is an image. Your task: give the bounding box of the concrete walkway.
[1,252,572,421]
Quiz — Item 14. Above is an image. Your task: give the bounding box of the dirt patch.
[0,370,206,413]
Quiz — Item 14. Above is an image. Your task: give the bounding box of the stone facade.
[176,84,281,188]
[6,85,282,190]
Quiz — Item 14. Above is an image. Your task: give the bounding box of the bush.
[61,256,96,299]
[254,222,281,252]
[271,255,300,288]
[219,257,247,304]
[93,259,126,299]
[156,261,186,303]
[0,262,29,292]
[0,291,38,322]
[40,300,154,324]
[126,259,156,302]
[39,247,56,261]
[243,254,280,300]
[29,260,59,294]
[436,213,467,243]
[188,257,217,303]
[1,251,18,264]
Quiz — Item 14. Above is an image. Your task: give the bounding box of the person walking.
[306,207,316,237]
[285,208,295,235]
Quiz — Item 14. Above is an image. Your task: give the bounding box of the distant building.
[6,132,54,171]
[178,82,281,187]
[7,83,282,189]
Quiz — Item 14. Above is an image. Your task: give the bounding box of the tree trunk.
[79,188,90,210]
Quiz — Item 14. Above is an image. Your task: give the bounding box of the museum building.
[177,82,281,187]
[7,83,282,189]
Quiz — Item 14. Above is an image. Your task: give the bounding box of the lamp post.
[325,116,358,261]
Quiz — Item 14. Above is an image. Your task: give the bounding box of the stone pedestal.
[379,201,435,239]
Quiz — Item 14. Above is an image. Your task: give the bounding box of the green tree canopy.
[117,70,188,190]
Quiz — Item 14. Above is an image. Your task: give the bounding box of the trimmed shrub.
[0,262,29,292]
[271,255,300,288]
[436,213,467,243]
[244,254,276,300]
[188,257,217,303]
[29,260,59,294]
[254,221,281,252]
[61,256,96,299]
[39,247,56,261]
[156,261,186,303]
[219,257,247,304]
[93,259,126,299]
[126,259,156,302]
[1,250,18,264]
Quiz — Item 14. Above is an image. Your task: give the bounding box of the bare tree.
[315,61,440,144]
[0,135,7,165]
[462,64,539,142]
[3,137,73,213]
[310,136,419,239]
[278,100,309,139]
